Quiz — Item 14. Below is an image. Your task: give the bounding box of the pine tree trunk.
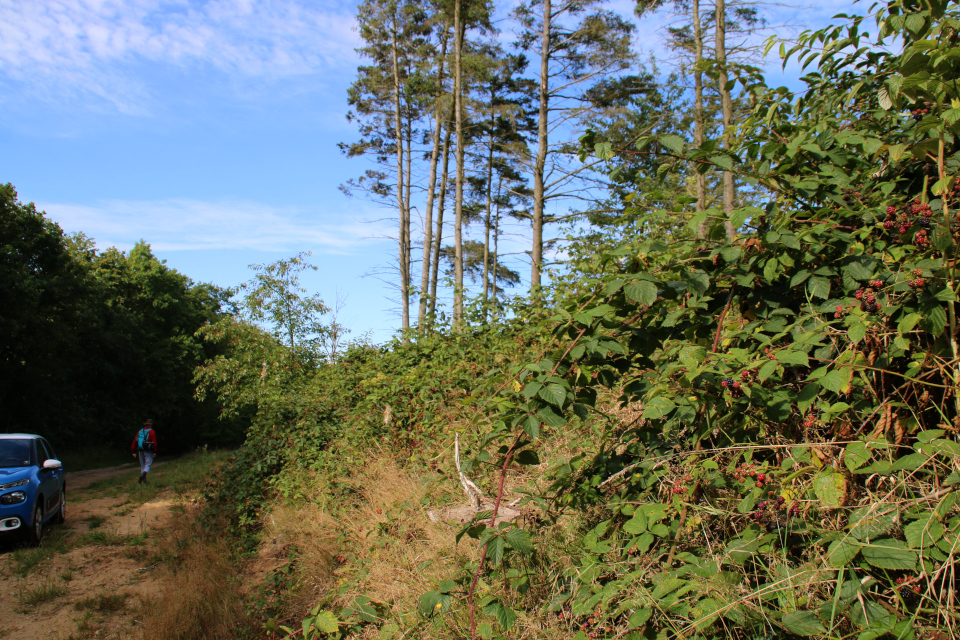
[391,23,410,335]
[482,126,494,319]
[493,174,502,324]
[417,30,448,334]
[531,0,551,292]
[453,0,465,329]
[715,0,736,240]
[405,114,413,323]
[428,120,453,323]
[693,0,708,238]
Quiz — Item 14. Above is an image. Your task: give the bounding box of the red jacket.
[132,428,158,454]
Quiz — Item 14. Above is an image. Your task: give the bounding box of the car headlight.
[0,491,27,505]
[0,479,28,491]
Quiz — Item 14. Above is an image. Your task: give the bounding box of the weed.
[123,546,151,562]
[17,578,69,608]
[74,593,129,612]
[85,514,107,529]
[9,527,72,576]
[66,612,105,640]
[61,569,75,581]
[80,530,148,547]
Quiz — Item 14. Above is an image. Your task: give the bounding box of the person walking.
[132,419,158,484]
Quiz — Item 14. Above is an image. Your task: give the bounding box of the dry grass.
[265,455,473,633]
[139,507,252,640]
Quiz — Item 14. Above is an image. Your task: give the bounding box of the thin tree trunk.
[493,174,503,324]
[531,0,551,292]
[429,121,453,324]
[404,104,413,327]
[418,30,449,334]
[391,22,410,335]
[715,0,736,240]
[693,0,708,238]
[482,125,494,319]
[453,0,465,329]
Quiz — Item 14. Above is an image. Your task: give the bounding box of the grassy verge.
[79,447,233,505]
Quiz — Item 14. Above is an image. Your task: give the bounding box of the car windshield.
[0,439,33,468]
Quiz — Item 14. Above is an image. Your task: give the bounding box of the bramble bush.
[446,1,960,638]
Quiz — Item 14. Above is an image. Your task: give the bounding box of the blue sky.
[0,0,863,344]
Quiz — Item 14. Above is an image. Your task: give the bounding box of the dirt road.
[0,462,183,640]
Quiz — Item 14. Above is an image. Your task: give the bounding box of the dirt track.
[0,462,179,640]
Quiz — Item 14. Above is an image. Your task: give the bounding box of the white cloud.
[0,0,361,111]
[39,197,394,253]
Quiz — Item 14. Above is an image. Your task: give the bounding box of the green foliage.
[240,251,330,357]
[447,1,960,637]
[0,185,235,451]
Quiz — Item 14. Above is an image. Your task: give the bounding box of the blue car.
[0,434,66,544]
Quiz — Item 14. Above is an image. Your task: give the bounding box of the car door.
[40,438,63,513]
[35,439,60,517]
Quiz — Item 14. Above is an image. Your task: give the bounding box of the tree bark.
[428,120,453,324]
[693,0,708,238]
[390,20,410,335]
[492,174,503,323]
[530,0,551,292]
[418,29,449,334]
[715,0,736,240]
[482,124,494,318]
[453,0,465,329]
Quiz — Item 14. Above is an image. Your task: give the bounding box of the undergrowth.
[195,1,960,639]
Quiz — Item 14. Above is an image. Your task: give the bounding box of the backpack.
[136,428,156,453]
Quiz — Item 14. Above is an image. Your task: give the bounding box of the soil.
[0,462,180,640]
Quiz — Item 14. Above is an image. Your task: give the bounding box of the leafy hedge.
[452,1,960,638]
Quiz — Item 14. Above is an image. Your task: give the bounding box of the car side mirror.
[43,459,62,470]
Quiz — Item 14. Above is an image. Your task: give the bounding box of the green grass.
[79,530,148,547]
[8,527,73,576]
[80,448,232,504]
[17,578,69,608]
[85,514,107,529]
[74,593,129,612]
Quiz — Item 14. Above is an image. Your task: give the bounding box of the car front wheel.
[56,491,66,525]
[27,502,44,545]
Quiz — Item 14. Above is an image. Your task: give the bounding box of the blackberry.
[918,217,931,228]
